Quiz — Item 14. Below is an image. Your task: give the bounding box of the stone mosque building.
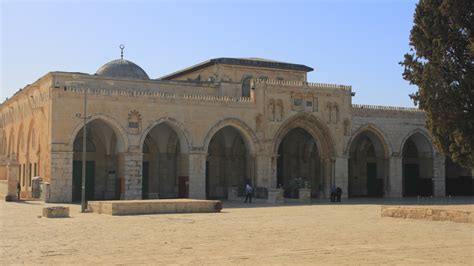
[0,52,472,202]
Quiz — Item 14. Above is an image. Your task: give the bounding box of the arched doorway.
[445,157,473,196]
[72,119,124,201]
[276,128,322,198]
[348,131,387,197]
[206,126,250,199]
[141,123,185,199]
[402,132,434,197]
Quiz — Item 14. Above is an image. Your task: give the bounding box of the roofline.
[159,57,314,80]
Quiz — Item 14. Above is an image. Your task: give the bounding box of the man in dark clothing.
[244,183,253,204]
[330,187,336,203]
[336,187,342,202]
[17,182,21,201]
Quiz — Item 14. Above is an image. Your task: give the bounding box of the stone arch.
[203,118,259,155]
[346,124,391,197]
[344,124,392,159]
[399,128,435,157]
[68,114,128,153]
[400,128,436,197]
[139,117,192,154]
[273,113,335,158]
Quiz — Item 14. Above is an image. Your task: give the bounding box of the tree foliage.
[401,0,474,168]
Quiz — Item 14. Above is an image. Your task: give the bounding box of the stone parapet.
[253,79,351,91]
[62,87,254,105]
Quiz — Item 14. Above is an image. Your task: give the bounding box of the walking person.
[244,183,253,204]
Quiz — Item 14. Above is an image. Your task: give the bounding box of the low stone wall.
[381,206,474,224]
[88,199,223,216]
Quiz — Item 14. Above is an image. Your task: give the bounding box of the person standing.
[336,187,342,203]
[17,182,21,201]
[244,183,253,204]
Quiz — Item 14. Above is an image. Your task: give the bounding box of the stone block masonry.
[381,206,474,224]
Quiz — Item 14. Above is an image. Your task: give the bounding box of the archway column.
[433,154,446,197]
[334,156,348,198]
[5,157,19,201]
[118,151,142,200]
[388,155,402,197]
[188,151,206,199]
[255,153,273,189]
[49,151,73,202]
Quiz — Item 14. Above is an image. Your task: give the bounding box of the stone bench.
[88,199,223,216]
[43,206,69,218]
[381,206,474,224]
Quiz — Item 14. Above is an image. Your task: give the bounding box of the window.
[241,76,252,97]
[293,98,302,106]
[22,164,25,187]
[29,163,32,187]
[306,101,312,107]
[129,122,139,128]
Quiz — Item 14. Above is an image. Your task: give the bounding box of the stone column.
[255,153,273,189]
[118,152,143,200]
[388,155,403,198]
[188,151,206,199]
[6,158,19,201]
[48,151,73,203]
[433,154,446,197]
[334,157,348,198]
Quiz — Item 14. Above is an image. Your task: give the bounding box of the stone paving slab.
[88,199,223,215]
[381,205,474,223]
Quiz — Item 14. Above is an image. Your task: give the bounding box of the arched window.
[241,76,252,97]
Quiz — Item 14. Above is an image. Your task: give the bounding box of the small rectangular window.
[129,122,139,128]
[306,101,312,107]
[29,163,32,187]
[22,164,25,186]
[293,98,302,106]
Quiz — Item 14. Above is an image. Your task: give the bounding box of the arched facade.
[1,56,465,203]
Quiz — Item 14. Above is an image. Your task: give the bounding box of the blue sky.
[1,0,419,107]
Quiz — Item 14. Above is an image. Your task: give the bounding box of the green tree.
[401,0,474,168]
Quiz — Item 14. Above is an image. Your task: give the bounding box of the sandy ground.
[0,198,473,265]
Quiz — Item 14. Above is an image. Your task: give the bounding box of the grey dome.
[96,59,150,80]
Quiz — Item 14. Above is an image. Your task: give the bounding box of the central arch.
[346,125,390,197]
[139,118,191,199]
[203,118,258,199]
[273,114,335,198]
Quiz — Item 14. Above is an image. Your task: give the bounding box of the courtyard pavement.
[0,197,473,265]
